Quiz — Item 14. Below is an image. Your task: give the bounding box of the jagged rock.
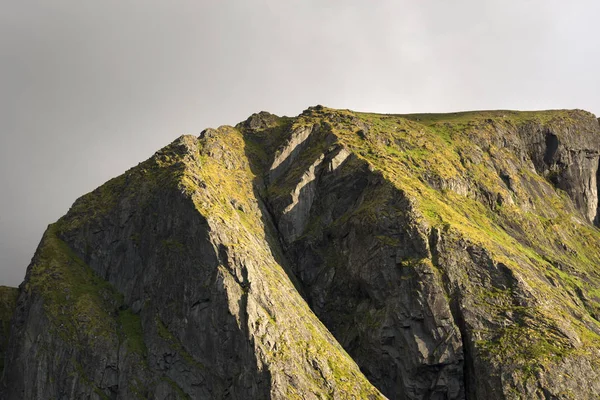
[3,107,600,399]
[242,111,281,132]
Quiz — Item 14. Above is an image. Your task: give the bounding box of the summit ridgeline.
[2,106,600,399]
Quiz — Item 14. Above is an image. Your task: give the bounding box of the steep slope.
[3,106,600,400]
[0,286,18,376]
[2,130,382,399]
[241,107,600,399]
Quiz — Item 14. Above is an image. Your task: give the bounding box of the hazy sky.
[1,1,599,286]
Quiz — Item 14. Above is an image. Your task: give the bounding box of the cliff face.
[0,286,18,377]
[2,107,600,399]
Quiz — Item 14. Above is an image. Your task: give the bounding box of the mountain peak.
[3,107,600,399]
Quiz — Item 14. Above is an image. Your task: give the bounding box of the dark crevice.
[239,263,250,338]
[217,243,251,335]
[255,191,309,299]
[191,298,210,311]
[543,131,559,165]
[428,228,471,400]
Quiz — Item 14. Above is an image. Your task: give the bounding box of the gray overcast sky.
[1,1,599,286]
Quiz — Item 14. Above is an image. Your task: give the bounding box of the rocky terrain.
[1,106,600,399]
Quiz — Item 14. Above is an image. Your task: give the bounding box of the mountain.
[1,106,600,399]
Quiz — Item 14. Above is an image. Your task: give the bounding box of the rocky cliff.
[2,106,600,399]
[0,286,18,377]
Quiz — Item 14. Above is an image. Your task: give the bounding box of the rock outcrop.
[2,107,600,399]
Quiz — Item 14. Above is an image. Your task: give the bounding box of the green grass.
[26,224,120,342]
[118,309,147,356]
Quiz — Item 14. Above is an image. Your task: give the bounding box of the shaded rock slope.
[0,286,18,377]
[2,106,600,399]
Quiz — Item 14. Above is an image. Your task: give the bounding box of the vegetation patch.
[25,224,120,343]
[118,309,147,356]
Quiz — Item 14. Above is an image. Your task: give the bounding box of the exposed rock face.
[0,286,18,376]
[3,107,600,399]
[514,114,600,223]
[246,108,600,399]
[270,159,465,399]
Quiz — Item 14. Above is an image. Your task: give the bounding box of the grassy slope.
[182,129,383,398]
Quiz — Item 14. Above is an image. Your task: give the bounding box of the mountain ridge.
[2,106,600,399]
